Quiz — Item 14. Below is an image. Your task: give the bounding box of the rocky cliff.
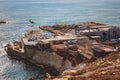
[45,49,120,80]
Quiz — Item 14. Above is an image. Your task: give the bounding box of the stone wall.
[24,45,72,73]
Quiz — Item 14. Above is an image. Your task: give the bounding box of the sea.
[0,0,120,80]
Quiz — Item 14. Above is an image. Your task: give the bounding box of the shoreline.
[4,22,120,80]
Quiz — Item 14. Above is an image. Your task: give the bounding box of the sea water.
[0,0,120,80]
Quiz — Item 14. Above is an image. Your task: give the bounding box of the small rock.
[110,72,116,75]
[116,59,120,63]
[62,70,77,75]
[101,71,106,75]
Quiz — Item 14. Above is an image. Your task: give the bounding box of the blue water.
[0,0,120,80]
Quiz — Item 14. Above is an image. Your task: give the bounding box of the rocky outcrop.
[46,50,120,80]
[0,20,6,24]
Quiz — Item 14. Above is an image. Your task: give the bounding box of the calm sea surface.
[0,0,120,80]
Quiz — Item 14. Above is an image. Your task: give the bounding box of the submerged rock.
[0,20,6,24]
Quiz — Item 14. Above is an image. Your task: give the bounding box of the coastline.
[4,22,120,80]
